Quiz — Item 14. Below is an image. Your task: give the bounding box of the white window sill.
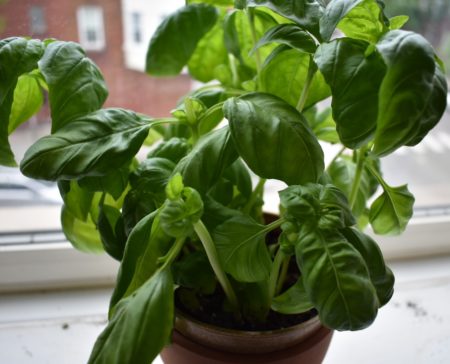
[1,255,449,363]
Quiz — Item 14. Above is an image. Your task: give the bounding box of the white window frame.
[76,5,106,52]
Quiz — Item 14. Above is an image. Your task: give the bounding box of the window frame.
[76,5,106,52]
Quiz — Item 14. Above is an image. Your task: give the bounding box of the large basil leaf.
[213,215,272,282]
[373,30,436,156]
[174,126,238,194]
[146,4,218,76]
[39,41,108,132]
[260,48,330,109]
[254,24,317,54]
[314,38,386,149]
[20,109,151,180]
[271,277,314,314]
[336,0,388,43]
[0,37,44,166]
[341,227,394,306]
[89,269,174,364]
[8,73,43,134]
[188,12,228,82]
[246,0,325,40]
[296,227,378,330]
[369,184,414,236]
[61,205,104,254]
[58,180,94,221]
[147,137,190,164]
[405,61,448,147]
[224,158,252,198]
[225,93,324,185]
[320,0,364,41]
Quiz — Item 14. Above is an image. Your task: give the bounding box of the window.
[29,6,46,35]
[131,12,142,44]
[76,5,105,51]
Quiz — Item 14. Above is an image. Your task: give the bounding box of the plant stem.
[276,255,290,295]
[243,178,266,215]
[158,236,186,273]
[193,220,240,313]
[366,160,389,190]
[268,247,285,304]
[326,145,346,171]
[246,8,262,88]
[296,56,317,113]
[228,54,240,88]
[349,147,367,209]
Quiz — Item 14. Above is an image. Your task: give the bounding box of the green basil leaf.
[147,138,190,164]
[187,0,234,5]
[20,109,151,180]
[213,215,272,282]
[172,251,216,294]
[174,126,238,194]
[89,269,174,364]
[8,73,43,134]
[369,184,414,236]
[58,180,94,221]
[224,158,252,198]
[304,107,339,144]
[271,277,314,314]
[246,0,325,40]
[39,41,108,132]
[337,0,389,43]
[314,38,386,149]
[341,227,394,306]
[389,15,409,30]
[297,227,378,330]
[260,49,330,109]
[61,205,104,254]
[405,61,448,146]
[98,204,127,261]
[225,93,324,185]
[188,12,228,82]
[254,24,317,54]
[320,0,364,41]
[0,37,44,166]
[146,4,219,76]
[373,30,436,156]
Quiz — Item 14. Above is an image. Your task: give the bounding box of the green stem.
[326,146,346,171]
[296,56,317,113]
[228,54,240,88]
[243,178,266,215]
[158,236,186,273]
[268,248,285,304]
[366,160,389,190]
[349,147,367,209]
[193,220,240,312]
[276,255,290,295]
[246,8,262,88]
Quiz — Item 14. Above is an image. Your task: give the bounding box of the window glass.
[77,5,106,51]
[29,6,46,35]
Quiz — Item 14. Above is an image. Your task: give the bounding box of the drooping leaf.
[0,37,44,166]
[174,126,238,194]
[61,205,104,254]
[224,93,324,185]
[337,0,389,43]
[373,30,436,156]
[259,48,330,109]
[146,4,219,76]
[58,180,94,221]
[213,215,272,282]
[8,73,43,134]
[246,0,326,40]
[314,38,386,149]
[296,227,378,330]
[320,0,364,41]
[98,204,127,261]
[20,109,152,180]
[188,12,228,82]
[341,227,394,306]
[271,277,314,314]
[369,184,414,236]
[38,41,108,132]
[253,24,317,54]
[89,269,174,364]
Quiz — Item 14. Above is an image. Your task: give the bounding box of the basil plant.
[1,0,447,363]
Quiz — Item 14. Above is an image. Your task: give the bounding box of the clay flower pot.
[161,310,333,364]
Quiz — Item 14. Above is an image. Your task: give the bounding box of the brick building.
[0,0,191,119]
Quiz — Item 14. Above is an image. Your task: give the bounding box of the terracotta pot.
[161,311,333,364]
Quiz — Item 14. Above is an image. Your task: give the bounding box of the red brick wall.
[0,0,191,119]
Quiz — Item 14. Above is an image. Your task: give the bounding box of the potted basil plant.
[1,0,447,363]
